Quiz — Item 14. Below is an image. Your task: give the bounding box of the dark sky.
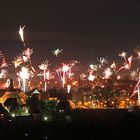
[0,0,140,67]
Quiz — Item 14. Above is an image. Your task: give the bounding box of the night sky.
[0,0,140,67]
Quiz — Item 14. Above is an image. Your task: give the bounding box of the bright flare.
[19,67,30,92]
[104,68,113,79]
[18,25,25,46]
[67,84,71,93]
[52,48,63,57]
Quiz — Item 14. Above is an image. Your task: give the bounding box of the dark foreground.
[0,109,140,139]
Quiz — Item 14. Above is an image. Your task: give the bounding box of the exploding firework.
[90,64,98,71]
[56,62,76,88]
[87,64,96,81]
[18,25,25,46]
[38,59,51,92]
[56,64,70,88]
[116,55,133,73]
[22,48,33,62]
[103,68,113,79]
[0,69,8,79]
[0,50,9,69]
[0,49,9,81]
[88,74,96,81]
[19,67,30,92]
[13,56,23,68]
[4,79,10,88]
[119,51,127,62]
[52,48,63,57]
[110,61,116,71]
[38,59,50,71]
[0,58,8,68]
[97,57,109,66]
[67,84,71,93]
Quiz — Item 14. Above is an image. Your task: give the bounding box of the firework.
[117,75,121,80]
[38,60,50,71]
[103,68,113,79]
[0,69,8,79]
[131,69,139,80]
[19,67,30,92]
[119,51,127,62]
[0,70,8,79]
[38,59,50,92]
[45,71,54,80]
[0,49,9,69]
[131,71,137,78]
[132,74,140,96]
[87,64,96,81]
[22,48,33,62]
[18,25,25,46]
[56,63,75,88]
[88,74,96,81]
[62,64,69,72]
[13,56,23,68]
[110,61,116,71]
[97,57,109,66]
[0,58,8,68]
[90,64,98,71]
[67,84,71,93]
[52,48,63,57]
[116,55,133,73]
[4,79,10,88]
[62,64,70,87]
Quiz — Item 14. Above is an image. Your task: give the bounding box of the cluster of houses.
[0,79,41,110]
[0,78,137,112]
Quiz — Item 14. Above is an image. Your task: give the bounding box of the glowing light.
[38,60,51,92]
[0,69,8,79]
[97,57,109,66]
[110,61,116,70]
[18,25,25,46]
[19,67,29,80]
[88,74,95,81]
[13,56,23,68]
[117,75,121,80]
[62,64,69,72]
[5,79,10,88]
[0,58,8,68]
[19,67,30,92]
[52,48,63,57]
[90,64,94,69]
[11,113,15,117]
[116,55,133,73]
[56,62,76,88]
[119,51,127,59]
[104,68,113,79]
[90,64,98,71]
[38,60,49,71]
[22,48,33,62]
[72,81,78,86]
[67,84,71,93]
[43,116,48,121]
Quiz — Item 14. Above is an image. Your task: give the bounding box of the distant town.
[0,26,139,122]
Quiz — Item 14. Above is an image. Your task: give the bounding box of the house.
[0,78,27,105]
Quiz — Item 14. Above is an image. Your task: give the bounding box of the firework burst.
[52,48,63,57]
